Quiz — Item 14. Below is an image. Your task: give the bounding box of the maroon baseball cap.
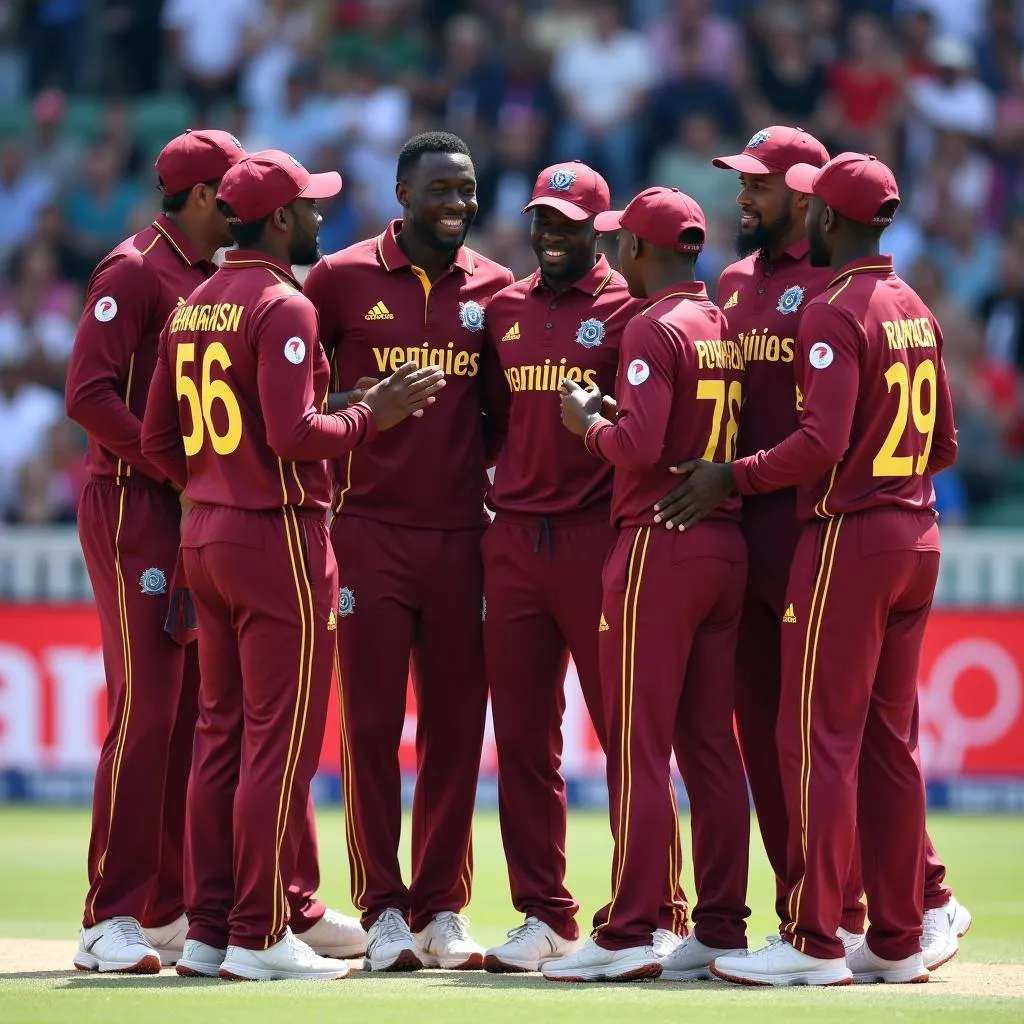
[522,161,610,221]
[785,152,901,226]
[713,126,829,176]
[217,149,342,224]
[595,187,705,253]
[155,129,246,194]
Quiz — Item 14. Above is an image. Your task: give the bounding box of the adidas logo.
[598,613,609,632]
[782,603,797,624]
[723,291,739,310]
[365,301,394,320]
[327,609,337,631]
[502,322,521,342]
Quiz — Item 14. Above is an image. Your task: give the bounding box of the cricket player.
[479,163,686,972]
[656,127,971,972]
[66,129,242,974]
[303,132,513,972]
[662,154,956,986]
[543,187,750,983]
[141,149,445,981]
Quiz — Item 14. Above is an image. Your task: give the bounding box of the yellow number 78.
[697,378,742,462]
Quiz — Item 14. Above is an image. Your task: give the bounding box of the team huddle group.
[65,120,971,987]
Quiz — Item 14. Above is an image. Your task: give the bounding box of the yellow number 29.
[872,359,937,477]
[697,378,742,462]
[174,341,243,458]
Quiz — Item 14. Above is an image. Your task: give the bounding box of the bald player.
[662,154,956,986]
[543,188,749,983]
[142,149,444,980]
[656,126,971,972]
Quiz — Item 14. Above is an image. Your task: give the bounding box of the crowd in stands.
[2,0,1024,526]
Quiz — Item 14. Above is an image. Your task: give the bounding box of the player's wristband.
[583,418,606,457]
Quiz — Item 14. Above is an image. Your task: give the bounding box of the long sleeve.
[140,325,188,488]
[257,296,378,461]
[732,303,859,495]
[480,325,510,465]
[586,316,676,471]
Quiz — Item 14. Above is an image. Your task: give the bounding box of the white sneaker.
[142,914,188,967]
[542,937,662,983]
[364,907,423,972]
[176,939,226,978]
[74,916,161,974]
[711,938,852,986]
[837,926,866,958]
[661,934,746,981]
[652,928,684,958]
[922,896,973,971]
[219,929,349,980]
[300,907,367,959]
[484,916,578,972]
[847,941,929,984]
[414,911,484,969]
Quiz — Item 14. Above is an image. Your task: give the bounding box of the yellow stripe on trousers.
[269,508,316,945]
[667,780,688,933]
[786,515,844,951]
[600,527,651,932]
[87,486,132,922]
[333,644,368,911]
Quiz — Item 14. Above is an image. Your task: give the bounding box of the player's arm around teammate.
[539,188,750,984]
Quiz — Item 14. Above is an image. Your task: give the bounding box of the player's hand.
[362,362,446,431]
[559,378,604,436]
[653,460,736,530]
[328,377,380,412]
[600,395,618,421]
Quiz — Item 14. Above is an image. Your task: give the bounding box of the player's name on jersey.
[736,329,795,364]
[168,302,244,335]
[695,338,745,371]
[883,316,937,351]
[371,342,480,376]
[504,360,598,393]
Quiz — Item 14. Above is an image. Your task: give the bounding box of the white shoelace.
[921,907,947,948]
[437,912,471,943]
[373,909,411,947]
[107,918,149,945]
[506,917,546,944]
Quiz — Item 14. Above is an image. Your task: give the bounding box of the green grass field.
[1,807,1021,1022]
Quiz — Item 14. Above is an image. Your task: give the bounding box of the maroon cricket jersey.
[732,256,958,518]
[303,220,514,529]
[485,256,643,520]
[66,215,217,485]
[141,250,376,513]
[585,282,744,529]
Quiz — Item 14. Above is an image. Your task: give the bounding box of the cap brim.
[593,210,624,233]
[299,170,343,201]
[712,153,775,174]
[522,197,592,221]
[784,163,819,194]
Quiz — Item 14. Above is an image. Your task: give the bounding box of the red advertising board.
[0,605,1022,777]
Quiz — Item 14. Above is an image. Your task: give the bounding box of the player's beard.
[807,215,830,267]
[290,222,321,267]
[734,194,794,257]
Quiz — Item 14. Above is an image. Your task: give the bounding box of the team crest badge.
[459,300,485,332]
[747,129,772,149]
[140,568,167,596]
[576,318,605,348]
[548,168,576,191]
[777,285,804,315]
[339,587,355,617]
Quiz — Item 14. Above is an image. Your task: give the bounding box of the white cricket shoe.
[176,939,226,978]
[219,929,349,980]
[300,907,367,959]
[711,938,852,986]
[484,916,578,972]
[922,896,973,971]
[142,913,188,967]
[74,916,161,974]
[847,941,929,984]
[542,937,662,983]
[837,926,866,958]
[364,907,423,972]
[415,911,484,969]
[652,928,685,958]
[661,934,747,981]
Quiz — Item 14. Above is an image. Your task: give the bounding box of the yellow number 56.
[872,359,936,477]
[175,342,243,457]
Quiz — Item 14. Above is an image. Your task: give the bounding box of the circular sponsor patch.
[627,359,650,386]
[284,337,306,364]
[809,342,834,369]
[94,296,118,322]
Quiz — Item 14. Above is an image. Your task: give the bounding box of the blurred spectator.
[6,203,94,286]
[976,0,1023,92]
[910,130,995,229]
[645,0,744,87]
[24,0,88,95]
[329,0,426,86]
[525,0,596,57]
[931,204,1001,309]
[100,0,164,95]
[308,141,361,255]
[475,116,547,227]
[5,420,84,524]
[25,89,81,196]
[551,1,656,198]
[240,0,322,114]
[991,43,1024,215]
[897,0,986,42]
[0,140,55,268]
[3,241,79,320]
[979,238,1024,375]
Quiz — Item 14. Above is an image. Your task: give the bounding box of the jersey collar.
[152,214,208,267]
[221,249,302,289]
[827,254,895,290]
[529,254,615,297]
[376,218,476,275]
[758,237,810,265]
